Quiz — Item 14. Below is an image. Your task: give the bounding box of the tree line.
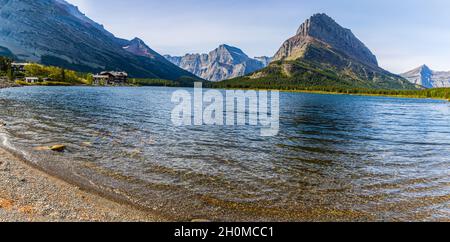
[0,56,14,81]
[1,56,92,85]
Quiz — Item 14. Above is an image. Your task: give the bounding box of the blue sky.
[67,0,450,73]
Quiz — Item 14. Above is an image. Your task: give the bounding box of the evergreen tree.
[61,68,66,82]
[7,67,14,81]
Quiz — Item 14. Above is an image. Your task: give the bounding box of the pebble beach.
[0,147,166,222]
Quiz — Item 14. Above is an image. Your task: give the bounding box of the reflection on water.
[0,86,449,221]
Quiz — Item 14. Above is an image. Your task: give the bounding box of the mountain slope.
[164,45,266,82]
[401,65,450,88]
[0,0,199,81]
[254,56,272,67]
[217,13,415,90]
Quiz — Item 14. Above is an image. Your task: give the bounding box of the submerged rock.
[49,145,66,152]
[33,146,50,151]
[81,142,92,147]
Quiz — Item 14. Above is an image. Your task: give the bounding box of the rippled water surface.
[0,86,449,221]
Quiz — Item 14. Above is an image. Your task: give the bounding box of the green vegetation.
[22,63,91,85]
[130,78,179,87]
[323,87,450,100]
[207,54,449,99]
[131,76,206,87]
[211,80,450,100]
[212,59,415,90]
[0,56,14,81]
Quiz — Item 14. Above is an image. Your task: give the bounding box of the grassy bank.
[208,81,450,101]
[15,80,83,86]
[281,88,450,101]
[283,87,450,100]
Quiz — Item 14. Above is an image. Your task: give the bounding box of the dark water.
[0,86,449,221]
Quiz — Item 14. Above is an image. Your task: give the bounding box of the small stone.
[0,198,14,210]
[18,205,35,215]
[191,219,211,223]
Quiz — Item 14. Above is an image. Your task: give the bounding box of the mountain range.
[0,0,200,82]
[217,13,416,90]
[401,65,450,88]
[164,45,270,82]
[0,1,441,90]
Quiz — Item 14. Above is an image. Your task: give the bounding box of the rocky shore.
[0,79,19,89]
[0,147,166,222]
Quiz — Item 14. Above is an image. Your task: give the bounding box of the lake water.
[0,86,449,221]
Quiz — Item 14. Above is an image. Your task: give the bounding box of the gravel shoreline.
[0,147,167,222]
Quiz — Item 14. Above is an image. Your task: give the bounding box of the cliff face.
[401,65,450,88]
[0,0,199,81]
[165,45,266,82]
[234,13,415,90]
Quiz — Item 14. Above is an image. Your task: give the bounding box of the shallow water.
[0,86,449,221]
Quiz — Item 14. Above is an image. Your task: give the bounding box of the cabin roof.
[93,75,109,78]
[99,71,128,77]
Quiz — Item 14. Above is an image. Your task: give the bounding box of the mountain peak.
[164,45,265,82]
[296,13,337,36]
[401,65,450,88]
[212,44,249,62]
[216,44,246,55]
[419,64,431,71]
[274,13,378,66]
[218,44,232,49]
[123,38,161,60]
[130,37,144,43]
[247,13,414,90]
[0,0,198,81]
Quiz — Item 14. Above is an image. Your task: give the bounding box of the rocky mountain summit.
[164,45,267,81]
[123,38,162,60]
[273,13,378,66]
[230,13,414,90]
[0,0,198,81]
[401,65,450,88]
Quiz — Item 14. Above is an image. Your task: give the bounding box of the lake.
[0,86,449,221]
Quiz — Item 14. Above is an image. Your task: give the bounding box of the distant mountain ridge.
[164,45,269,81]
[0,0,199,81]
[401,65,450,88]
[218,13,415,90]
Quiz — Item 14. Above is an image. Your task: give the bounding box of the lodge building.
[11,63,30,73]
[93,71,128,86]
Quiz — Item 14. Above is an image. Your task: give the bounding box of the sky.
[66,0,450,73]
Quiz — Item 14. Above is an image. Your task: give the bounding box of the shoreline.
[8,83,449,102]
[0,146,167,222]
[211,87,450,102]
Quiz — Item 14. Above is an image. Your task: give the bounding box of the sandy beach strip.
[0,147,167,222]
